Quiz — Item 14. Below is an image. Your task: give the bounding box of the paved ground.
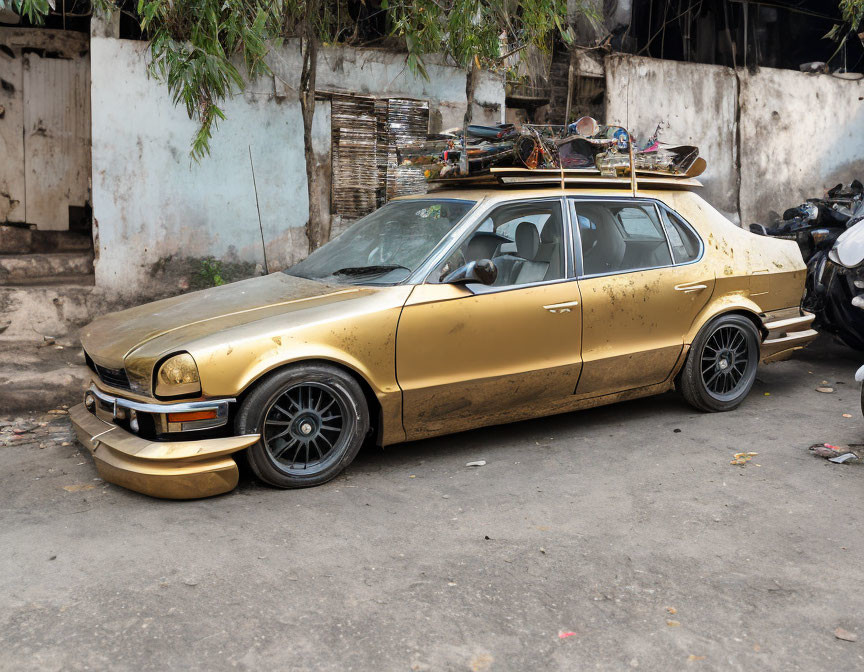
[2,336,864,672]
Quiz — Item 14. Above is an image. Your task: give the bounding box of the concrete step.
[0,284,115,345]
[0,226,32,254]
[0,341,90,413]
[33,230,93,253]
[0,252,94,286]
[0,226,93,254]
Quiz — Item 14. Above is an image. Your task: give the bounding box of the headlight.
[155,353,201,397]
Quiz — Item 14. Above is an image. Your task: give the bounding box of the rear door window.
[573,201,672,276]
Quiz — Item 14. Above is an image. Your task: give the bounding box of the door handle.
[674,283,707,293]
[543,300,579,313]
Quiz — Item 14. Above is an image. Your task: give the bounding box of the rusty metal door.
[0,30,90,230]
[0,40,25,223]
[22,51,91,230]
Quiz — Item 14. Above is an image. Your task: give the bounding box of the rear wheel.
[236,364,369,488]
[679,314,760,412]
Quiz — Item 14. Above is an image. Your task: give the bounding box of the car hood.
[81,273,372,370]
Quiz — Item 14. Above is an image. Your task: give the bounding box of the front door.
[572,198,714,397]
[396,198,583,439]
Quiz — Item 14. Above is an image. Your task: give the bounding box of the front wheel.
[679,314,760,412]
[236,363,369,488]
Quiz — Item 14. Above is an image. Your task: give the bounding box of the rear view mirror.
[441,259,498,286]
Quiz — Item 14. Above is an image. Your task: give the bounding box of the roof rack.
[429,168,703,190]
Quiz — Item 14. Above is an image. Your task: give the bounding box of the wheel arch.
[685,297,766,345]
[235,357,385,445]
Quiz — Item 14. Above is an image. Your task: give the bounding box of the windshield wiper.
[332,265,410,277]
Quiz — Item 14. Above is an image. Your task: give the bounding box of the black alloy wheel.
[262,382,349,475]
[700,325,755,401]
[679,314,760,412]
[237,364,369,488]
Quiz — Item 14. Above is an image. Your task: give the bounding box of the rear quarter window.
[662,209,702,264]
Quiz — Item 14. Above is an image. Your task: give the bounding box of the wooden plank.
[23,51,91,230]
[330,94,378,220]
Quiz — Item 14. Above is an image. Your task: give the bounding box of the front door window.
[435,200,567,287]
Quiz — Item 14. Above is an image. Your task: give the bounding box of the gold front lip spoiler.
[69,404,260,499]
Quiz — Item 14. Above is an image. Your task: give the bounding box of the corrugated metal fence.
[330,94,429,223]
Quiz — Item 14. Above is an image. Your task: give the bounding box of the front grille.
[84,351,132,390]
[95,364,131,390]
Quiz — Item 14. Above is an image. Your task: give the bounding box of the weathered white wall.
[605,54,739,221]
[91,37,327,294]
[605,54,864,227]
[739,68,864,226]
[271,43,504,131]
[90,36,505,296]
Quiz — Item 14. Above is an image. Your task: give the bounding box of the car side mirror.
[441,259,498,286]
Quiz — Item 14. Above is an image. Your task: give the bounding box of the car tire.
[860,380,864,419]
[236,363,369,489]
[679,314,761,412]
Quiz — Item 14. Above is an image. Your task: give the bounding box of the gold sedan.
[71,183,817,499]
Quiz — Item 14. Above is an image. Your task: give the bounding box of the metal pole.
[564,48,577,129]
[248,146,270,275]
[628,132,637,198]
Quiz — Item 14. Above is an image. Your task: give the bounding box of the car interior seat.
[581,207,626,275]
[491,222,557,286]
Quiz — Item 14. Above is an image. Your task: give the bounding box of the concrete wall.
[739,68,864,226]
[90,36,504,296]
[605,54,864,227]
[605,54,739,221]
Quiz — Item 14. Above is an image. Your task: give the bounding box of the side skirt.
[403,379,676,443]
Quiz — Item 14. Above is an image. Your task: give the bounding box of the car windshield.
[286,199,476,284]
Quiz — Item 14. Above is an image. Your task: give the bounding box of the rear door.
[573,198,714,397]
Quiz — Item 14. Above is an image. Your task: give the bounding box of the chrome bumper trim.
[88,384,234,417]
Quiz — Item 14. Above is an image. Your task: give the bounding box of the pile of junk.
[751,181,864,350]
[397,117,706,182]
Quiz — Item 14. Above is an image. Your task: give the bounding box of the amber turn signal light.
[167,410,218,423]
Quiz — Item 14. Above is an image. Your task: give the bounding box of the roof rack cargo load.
[398,117,706,190]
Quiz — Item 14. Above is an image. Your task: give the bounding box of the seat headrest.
[515,222,541,260]
[540,221,559,244]
[466,231,510,261]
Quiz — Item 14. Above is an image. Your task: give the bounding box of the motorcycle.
[751,181,864,350]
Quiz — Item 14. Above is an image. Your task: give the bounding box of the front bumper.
[69,404,260,499]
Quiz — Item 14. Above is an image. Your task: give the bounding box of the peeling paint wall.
[604,54,739,222]
[90,35,504,297]
[605,54,864,228]
[739,69,864,227]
